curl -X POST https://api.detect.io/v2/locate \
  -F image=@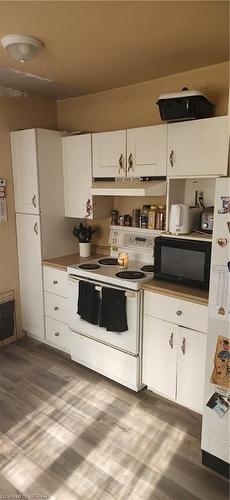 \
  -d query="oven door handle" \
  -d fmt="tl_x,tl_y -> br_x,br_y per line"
68,275 -> 136,297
